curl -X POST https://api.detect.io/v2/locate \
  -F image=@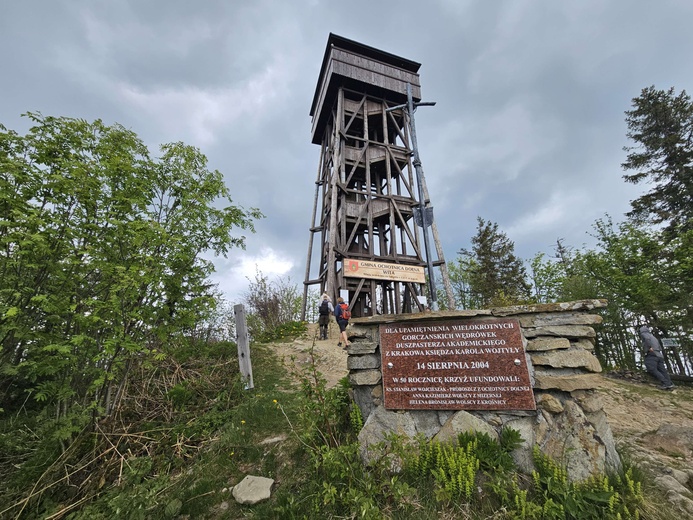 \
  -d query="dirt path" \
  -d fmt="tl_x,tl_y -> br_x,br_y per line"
273,322 -> 349,389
